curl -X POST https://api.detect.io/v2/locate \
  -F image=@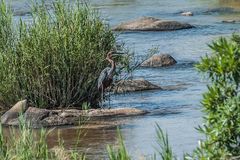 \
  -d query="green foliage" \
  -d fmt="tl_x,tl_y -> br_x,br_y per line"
155,124 -> 176,160
0,0 -> 14,52
1,121 -> 178,160
0,124 -> 7,158
0,117 -> 85,160
0,0 -> 16,108
107,128 -> 131,160
107,125 -> 176,160
11,119 -> 49,160
0,0 -> 122,109
81,102 -> 90,110
193,35 -> 240,159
